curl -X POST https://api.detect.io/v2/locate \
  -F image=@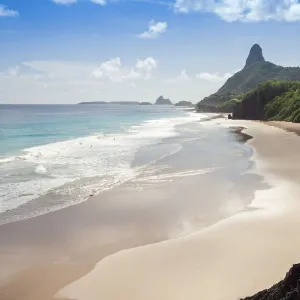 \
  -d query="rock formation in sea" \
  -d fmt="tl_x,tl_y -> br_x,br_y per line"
155,96 -> 172,105
242,264 -> 300,300
174,101 -> 194,107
